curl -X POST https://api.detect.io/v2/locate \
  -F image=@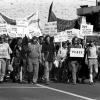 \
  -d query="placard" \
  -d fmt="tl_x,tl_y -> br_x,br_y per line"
0,44 -> 8,58
80,24 -> 93,36
54,31 -> 67,42
70,48 -> 84,57
44,21 -> 57,36
0,24 -> 7,35
8,25 -> 17,38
